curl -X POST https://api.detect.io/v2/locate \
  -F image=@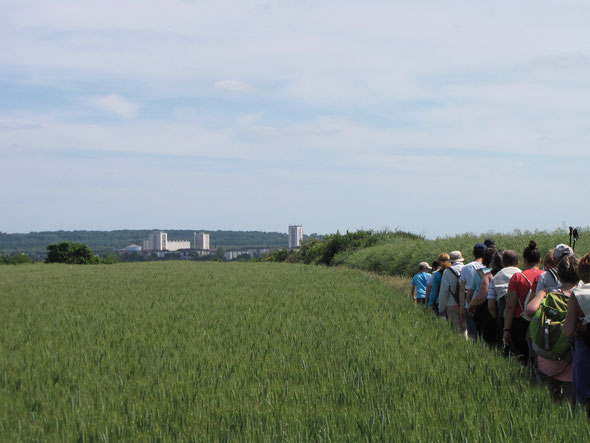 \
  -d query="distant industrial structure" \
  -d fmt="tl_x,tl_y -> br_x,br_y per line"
288,225 -> 303,249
